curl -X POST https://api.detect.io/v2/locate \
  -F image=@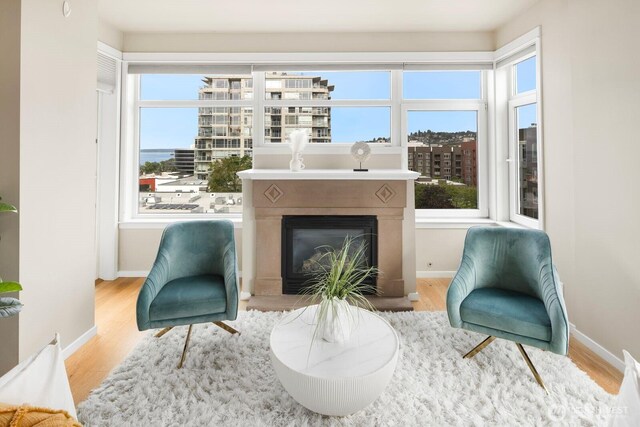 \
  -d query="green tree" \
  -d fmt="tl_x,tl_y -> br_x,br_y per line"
139,159 -> 178,175
415,183 -> 454,209
208,155 -> 252,192
444,184 -> 478,209
414,182 -> 478,210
